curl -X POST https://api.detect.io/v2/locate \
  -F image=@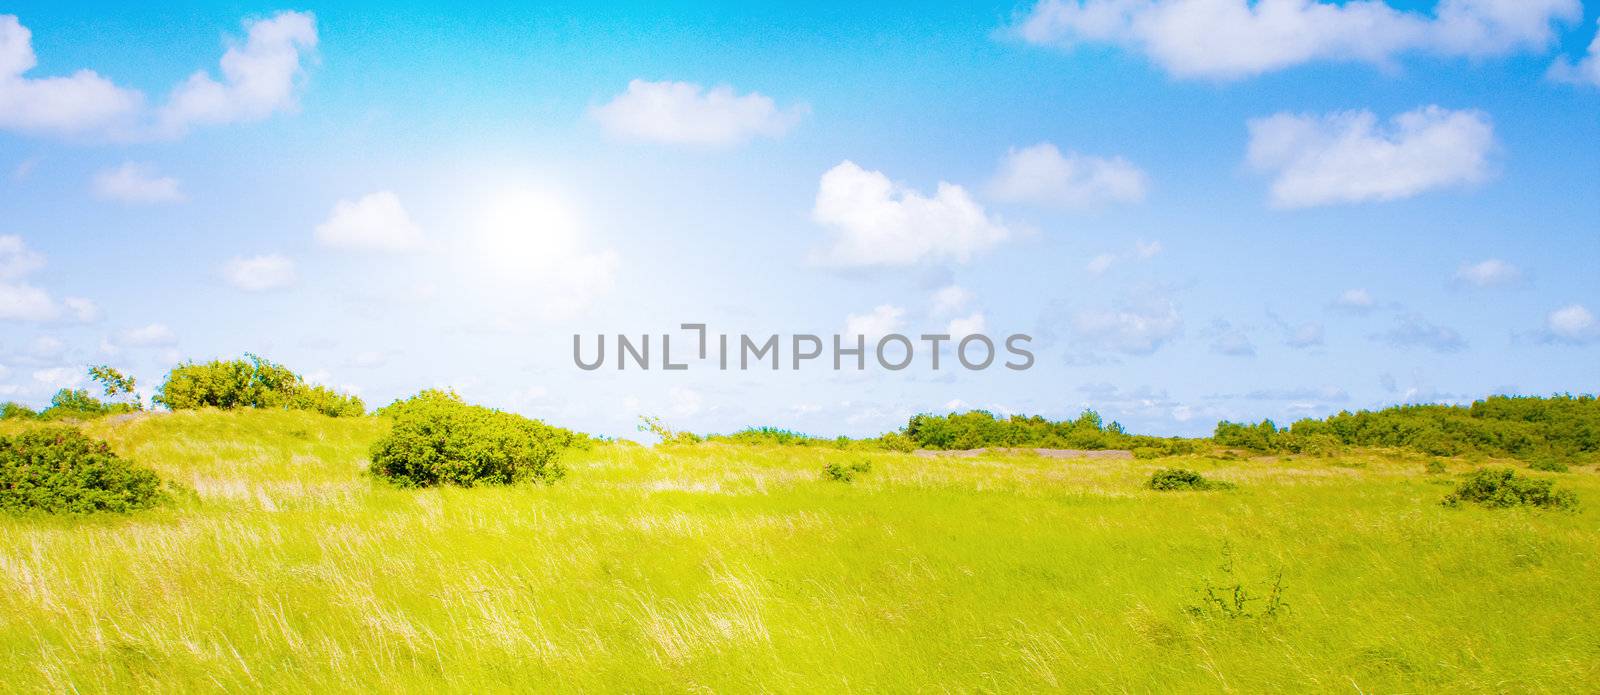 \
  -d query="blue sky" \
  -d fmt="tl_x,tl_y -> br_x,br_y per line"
1,0 -> 1597,438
